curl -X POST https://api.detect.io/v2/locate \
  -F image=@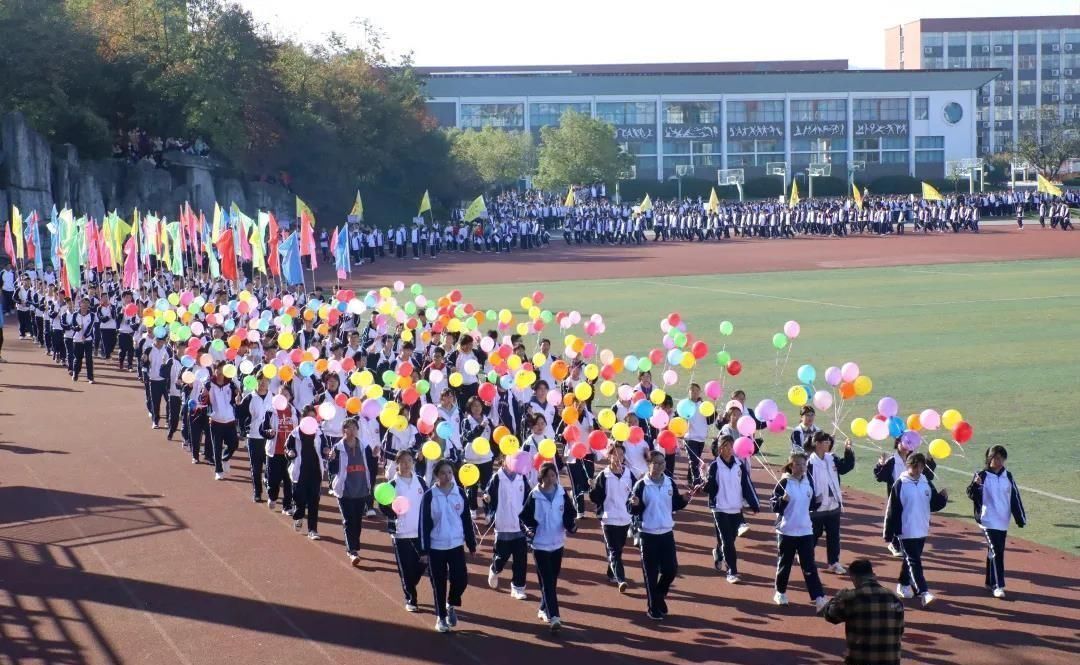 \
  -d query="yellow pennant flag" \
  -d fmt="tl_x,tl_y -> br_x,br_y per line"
921,182 -> 943,201
296,196 -> 315,225
852,182 -> 863,210
789,180 -> 800,207
707,187 -> 720,214
12,205 -> 24,259
160,219 -> 172,272
463,195 -> 487,222
211,202 -> 223,241
418,190 -> 431,215
1037,174 -> 1063,197
639,194 -> 653,213
565,186 -> 576,207
349,191 -> 364,220
250,225 -> 266,274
